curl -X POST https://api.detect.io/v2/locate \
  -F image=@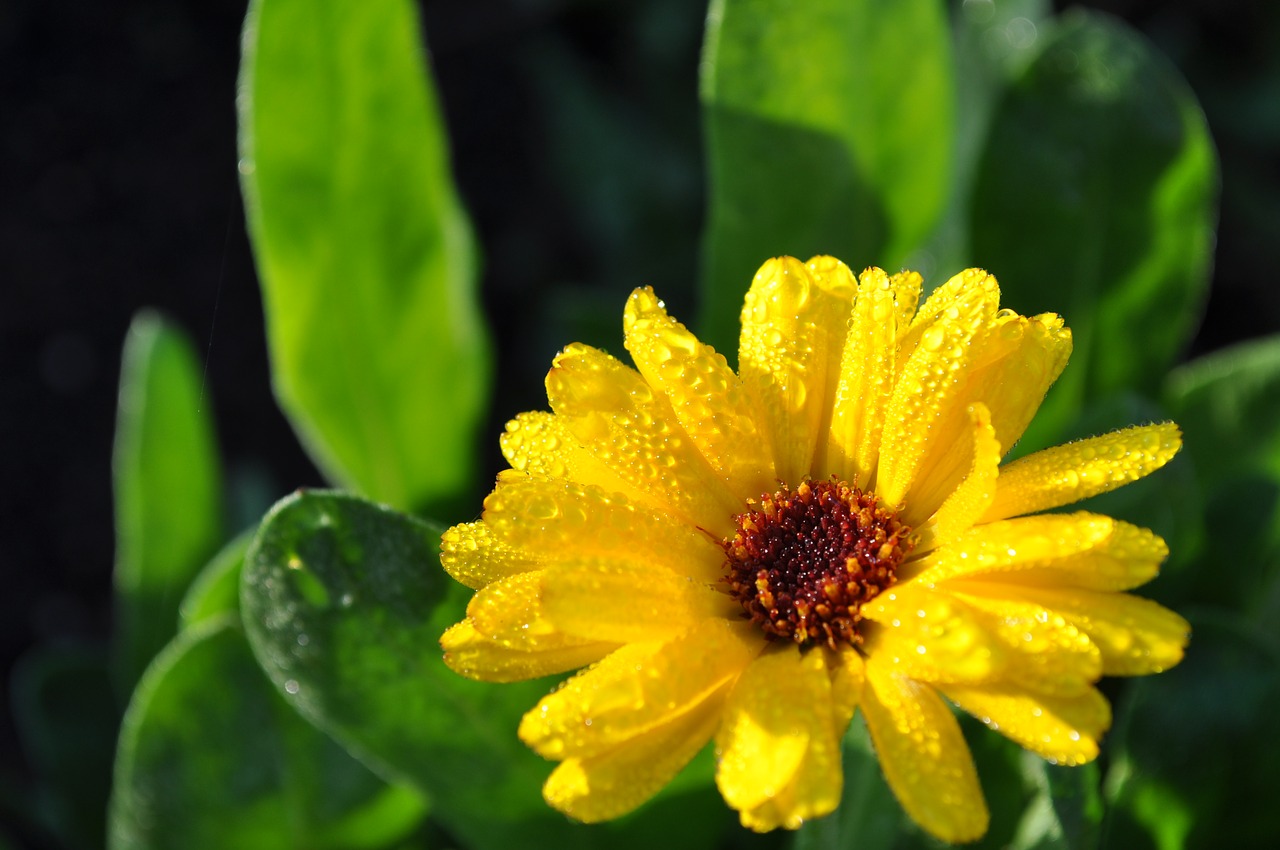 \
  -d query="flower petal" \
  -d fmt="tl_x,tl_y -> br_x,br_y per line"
941,683 -> 1110,766
956,581 -> 1189,676
738,256 -> 856,483
541,687 -> 724,823
863,584 -> 1100,695
546,344 -> 742,536
482,474 -> 725,583
499,411 -> 649,502
440,521 -> 541,590
923,402 -> 1001,546
954,311 -> 1071,455
876,269 -> 1000,516
539,560 -> 739,643
520,618 -> 758,759
826,267 -> 914,488
917,513 -> 1168,591
440,620 -> 615,683
623,287 -> 775,498
716,643 -> 844,830
466,571 -> 560,649
861,659 -> 989,844
983,423 -> 1183,522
